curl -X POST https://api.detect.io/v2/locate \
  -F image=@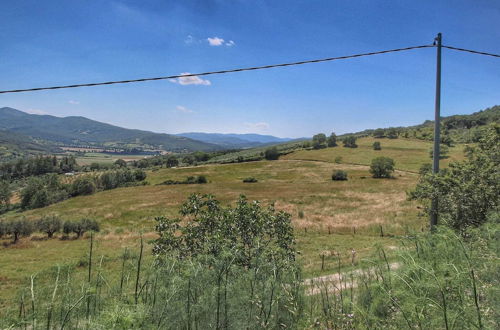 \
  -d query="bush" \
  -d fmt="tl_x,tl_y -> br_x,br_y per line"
342,136 -> 358,148
114,159 -> 127,168
36,214 -> 62,238
242,177 -> 258,183
5,218 -> 33,243
373,141 -> 381,150
166,156 -> 179,168
332,170 -> 348,181
334,156 -> 342,164
0,180 -> 12,206
370,157 -> 395,178
264,147 -> 280,160
327,133 -> 338,147
196,175 -> 207,184
71,176 -> 96,196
